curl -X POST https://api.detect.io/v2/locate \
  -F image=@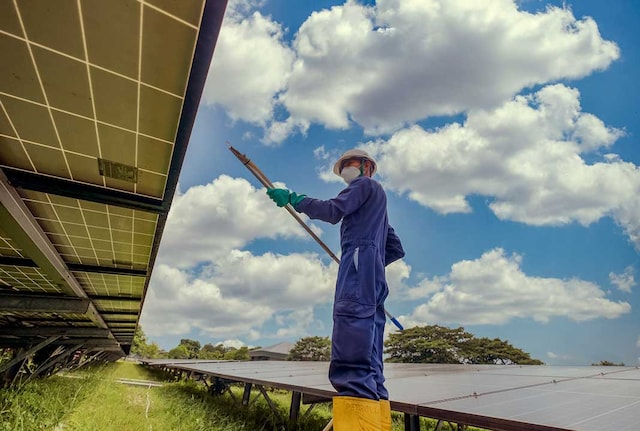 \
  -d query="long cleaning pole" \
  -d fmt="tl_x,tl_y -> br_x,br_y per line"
228,143 -> 404,331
